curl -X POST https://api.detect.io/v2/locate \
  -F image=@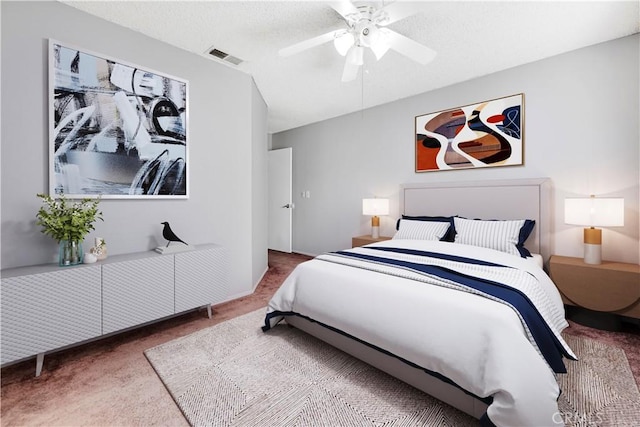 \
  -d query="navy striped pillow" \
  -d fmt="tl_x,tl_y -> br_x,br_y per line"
396,216 -> 456,242
453,217 -> 535,257
393,219 -> 451,241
